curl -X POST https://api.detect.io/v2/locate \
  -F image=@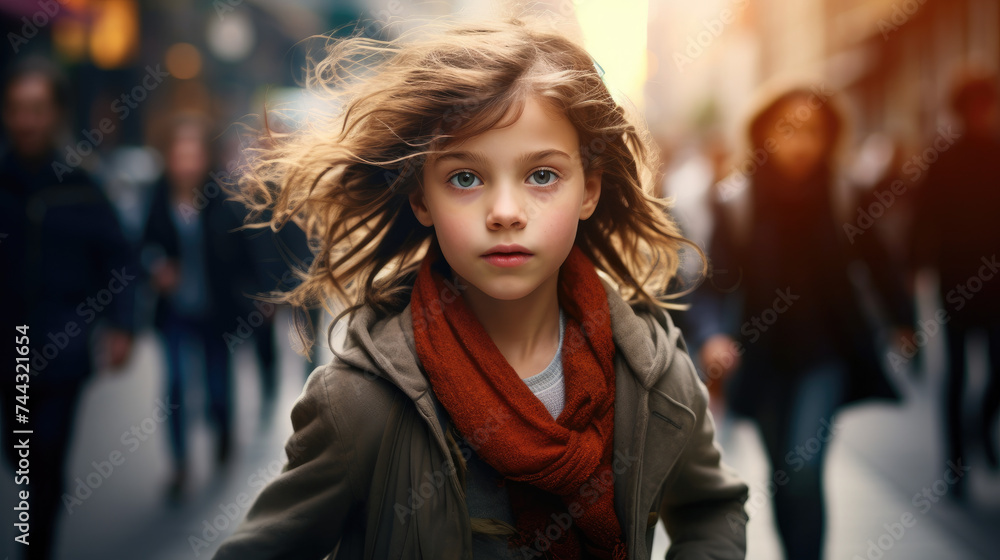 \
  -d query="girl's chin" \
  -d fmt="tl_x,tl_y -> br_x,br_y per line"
464,277 -> 549,303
